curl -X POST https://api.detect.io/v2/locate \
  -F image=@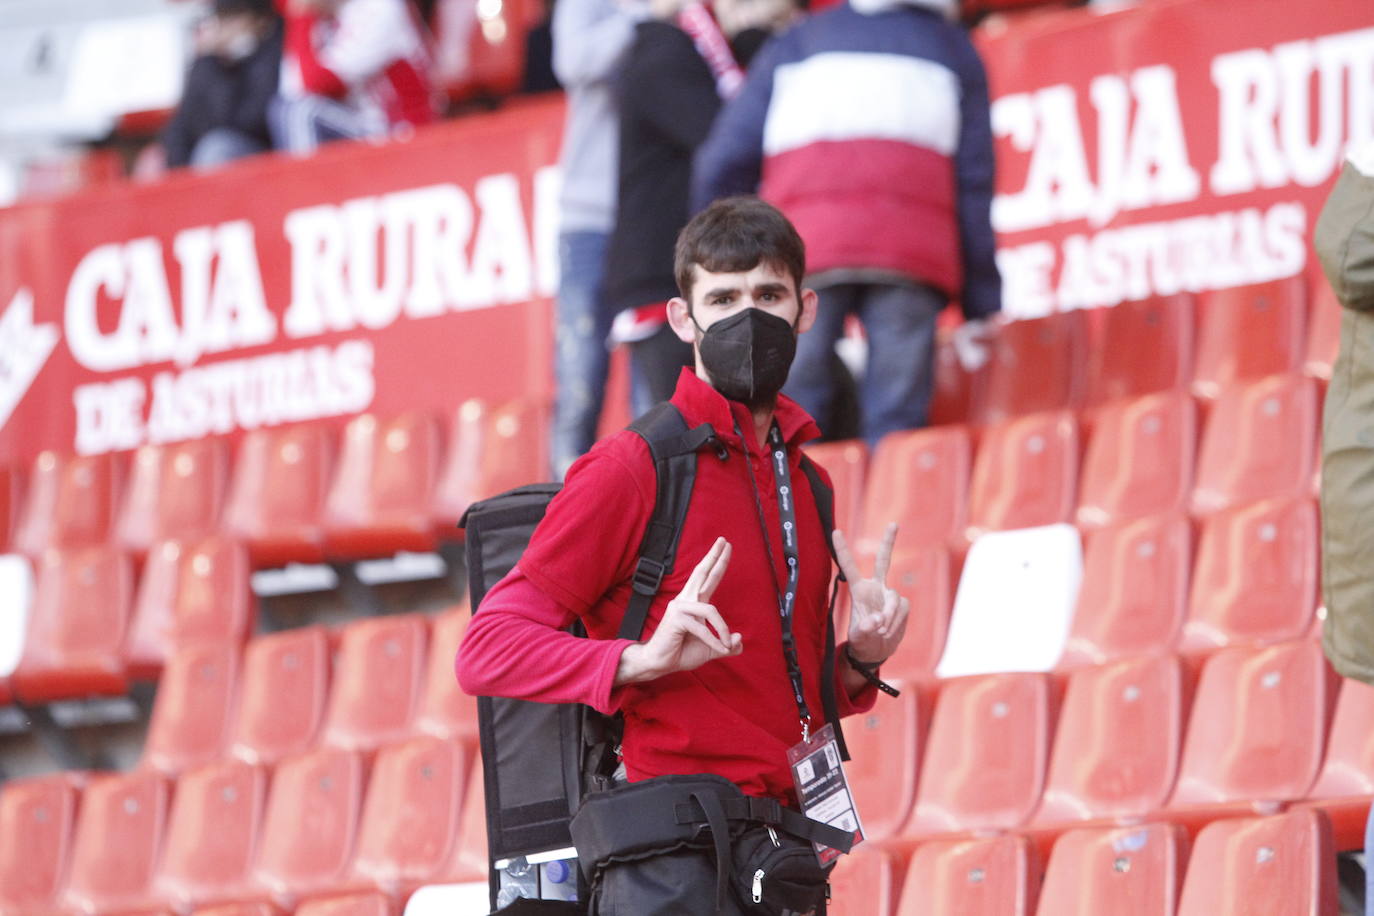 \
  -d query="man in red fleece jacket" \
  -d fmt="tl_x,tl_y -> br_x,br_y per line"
457,196 -> 911,912
271,0 -> 435,153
